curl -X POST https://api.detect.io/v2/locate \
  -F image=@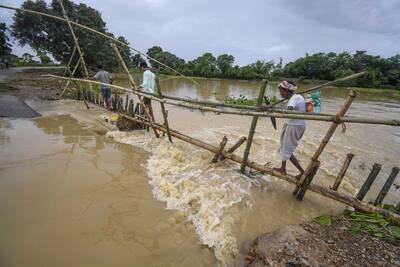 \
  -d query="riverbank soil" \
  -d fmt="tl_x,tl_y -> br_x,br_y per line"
236,215 -> 399,267
0,67 -> 64,100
